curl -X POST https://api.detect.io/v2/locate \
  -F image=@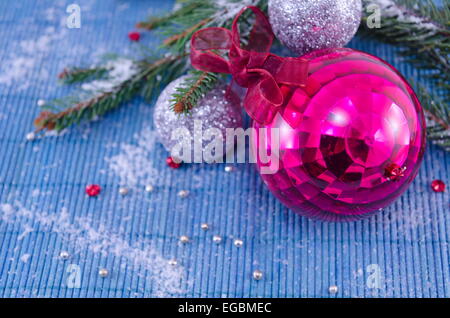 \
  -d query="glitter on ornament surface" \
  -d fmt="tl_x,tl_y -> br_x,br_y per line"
431,180 -> 445,193
252,49 -> 426,221
154,76 -> 243,162
269,0 -> 362,55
